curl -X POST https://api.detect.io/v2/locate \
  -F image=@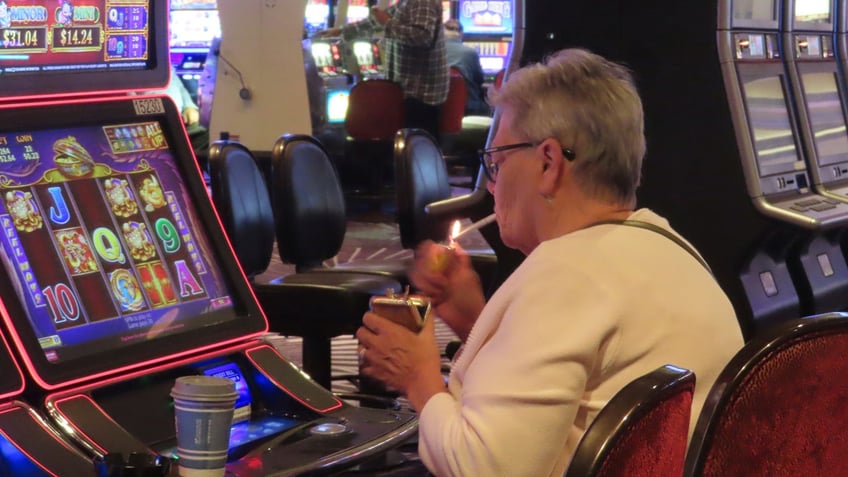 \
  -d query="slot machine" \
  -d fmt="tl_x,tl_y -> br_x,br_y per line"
457,0 -> 514,86
337,0 -> 385,82
168,0 -> 220,104
780,0 -> 848,315
304,37 -> 352,148
346,38 -> 384,80
707,0 -> 848,330
304,0 -> 330,39
0,1 -> 417,475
